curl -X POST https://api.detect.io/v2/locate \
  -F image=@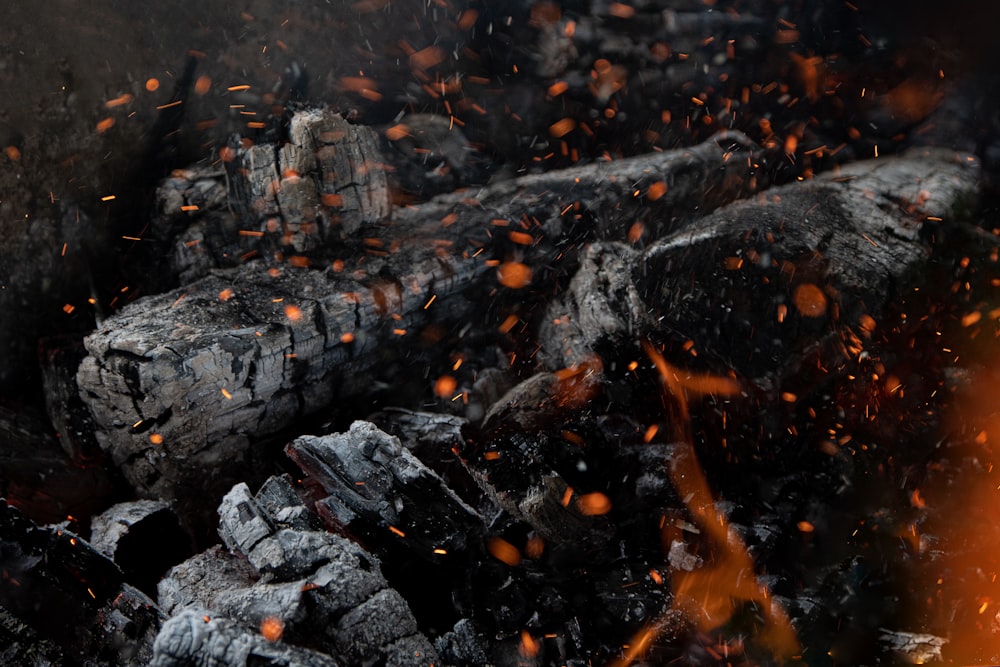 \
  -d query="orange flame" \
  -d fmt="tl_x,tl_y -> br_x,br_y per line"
612,342 -> 799,664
